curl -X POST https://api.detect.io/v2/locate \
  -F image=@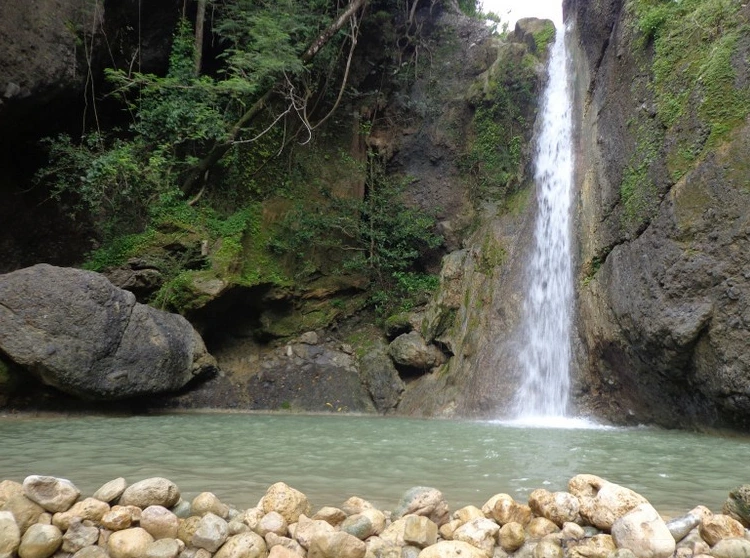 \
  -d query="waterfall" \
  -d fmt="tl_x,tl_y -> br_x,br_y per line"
514,24 -> 575,419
